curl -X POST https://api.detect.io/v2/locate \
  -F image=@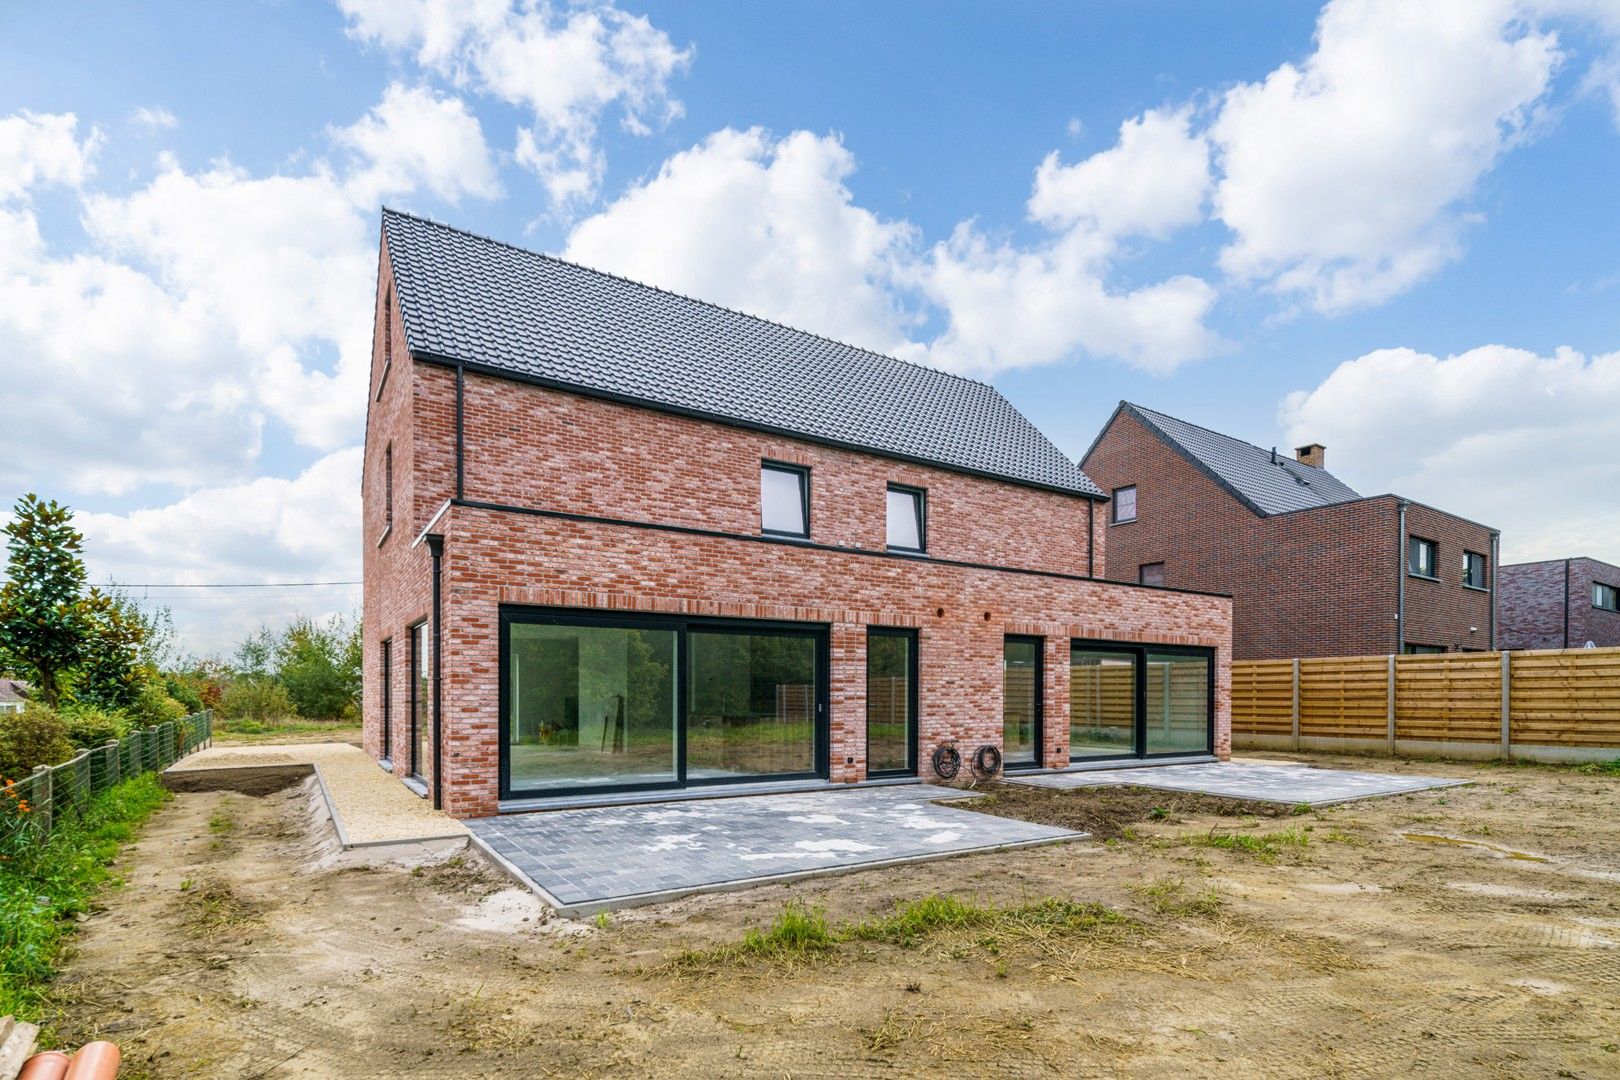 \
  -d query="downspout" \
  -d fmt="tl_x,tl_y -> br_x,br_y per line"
1396,500 -> 1408,653
1488,531 -> 1499,650
1086,499 -> 1095,578
455,364 -> 466,501
425,534 -> 445,810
